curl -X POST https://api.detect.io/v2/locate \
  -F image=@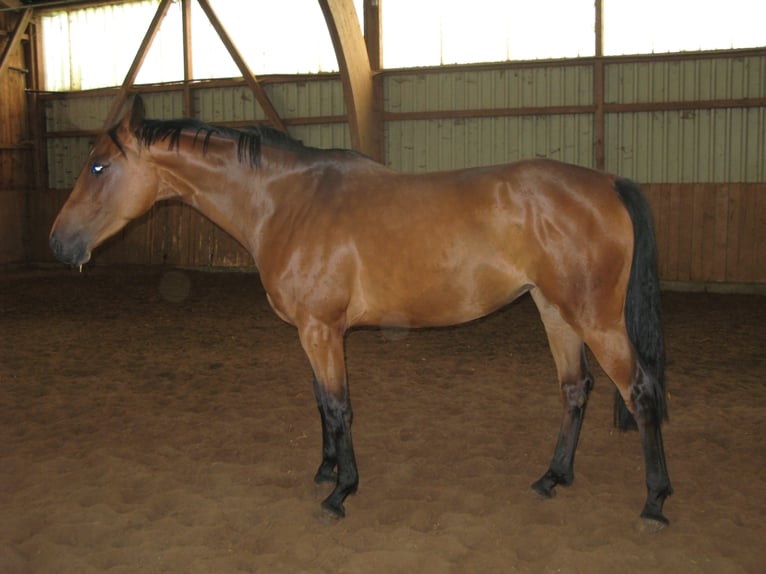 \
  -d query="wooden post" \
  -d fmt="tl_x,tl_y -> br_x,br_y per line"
364,0 -> 384,162
319,0 -> 382,162
593,0 -> 605,171
181,0 -> 193,117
